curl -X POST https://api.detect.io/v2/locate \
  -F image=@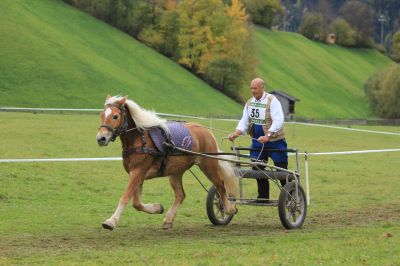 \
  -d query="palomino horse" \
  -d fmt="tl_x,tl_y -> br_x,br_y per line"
96,95 -> 237,230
